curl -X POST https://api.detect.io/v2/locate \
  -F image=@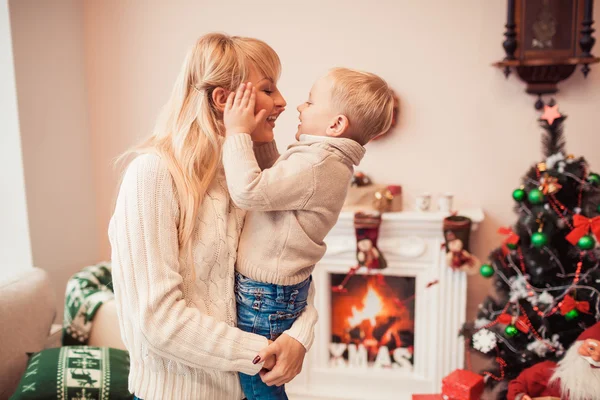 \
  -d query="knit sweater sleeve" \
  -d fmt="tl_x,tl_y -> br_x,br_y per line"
109,154 -> 267,375
223,133 -> 315,211
253,140 -> 280,170
283,280 -> 318,351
